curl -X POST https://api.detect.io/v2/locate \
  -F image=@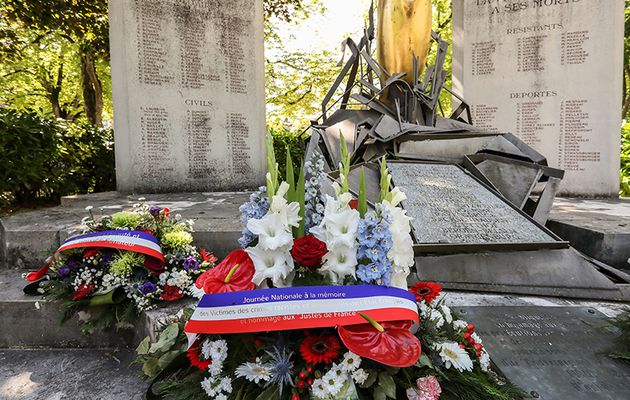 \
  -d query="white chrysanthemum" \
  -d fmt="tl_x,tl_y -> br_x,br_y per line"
351,368 -> 368,385
479,350 -> 490,372
311,378 -> 328,398
417,301 -> 430,318
319,244 -> 357,283
322,368 -> 345,396
453,320 -> 469,331
471,332 -> 482,344
208,362 -> 222,376
429,309 -> 445,328
247,213 -> 293,251
246,245 -> 295,287
235,360 -> 272,384
215,394 -> 227,400
201,339 -> 213,360
219,376 -> 232,392
441,305 -> 453,324
210,339 -> 228,363
340,351 -> 362,372
438,342 -> 474,372
201,376 -> 217,397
